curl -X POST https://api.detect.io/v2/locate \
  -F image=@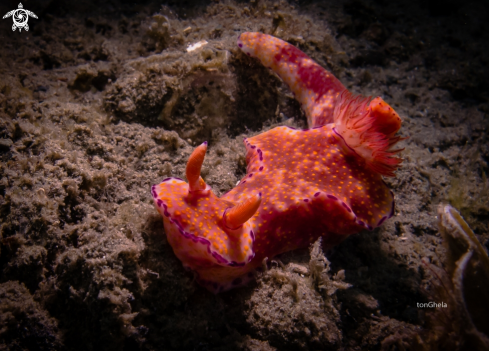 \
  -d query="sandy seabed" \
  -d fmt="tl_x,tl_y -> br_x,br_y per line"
0,0 -> 488,350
